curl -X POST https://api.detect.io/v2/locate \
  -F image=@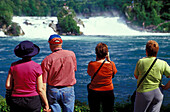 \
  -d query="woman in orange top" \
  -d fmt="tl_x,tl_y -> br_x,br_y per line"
87,43 -> 117,112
